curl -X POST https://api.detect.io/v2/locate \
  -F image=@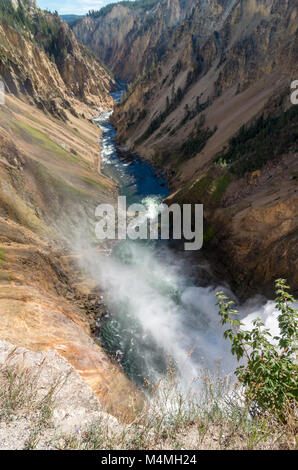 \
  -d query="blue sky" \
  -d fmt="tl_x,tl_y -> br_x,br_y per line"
37,0 -> 123,15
